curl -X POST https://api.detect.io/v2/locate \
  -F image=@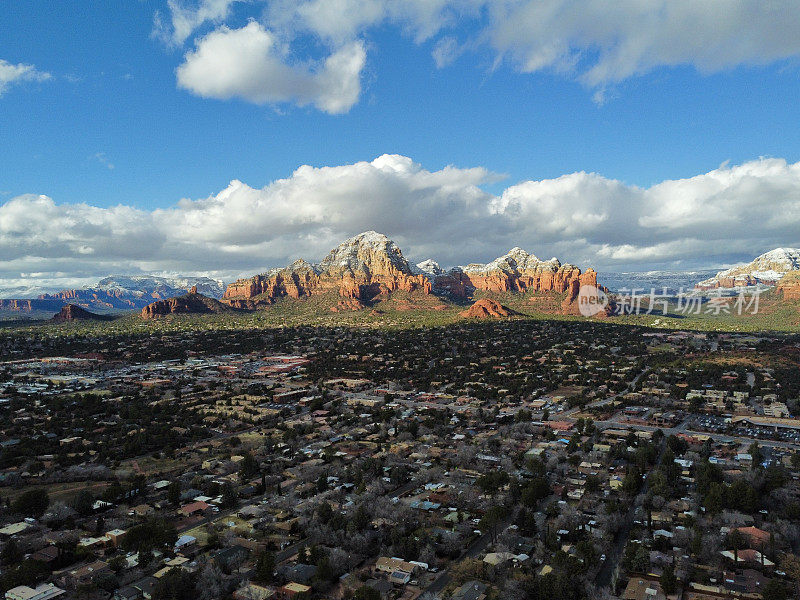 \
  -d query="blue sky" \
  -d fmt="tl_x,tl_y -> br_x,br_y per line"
3,1 -> 800,291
